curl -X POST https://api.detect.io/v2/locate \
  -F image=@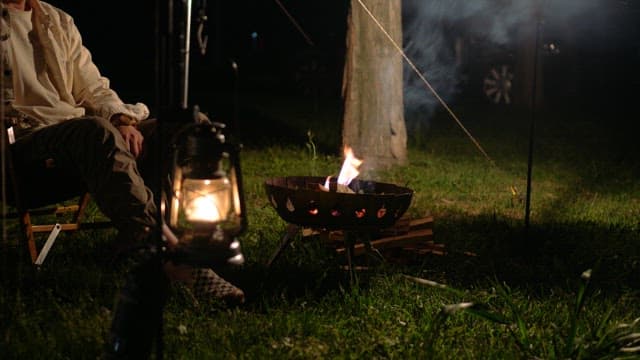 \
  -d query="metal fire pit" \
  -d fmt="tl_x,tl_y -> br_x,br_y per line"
265,176 -> 413,231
